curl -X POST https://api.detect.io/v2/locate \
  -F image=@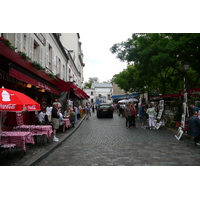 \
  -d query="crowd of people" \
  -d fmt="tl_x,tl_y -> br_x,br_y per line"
115,101 -> 161,130
115,101 -> 200,147
37,98 -> 200,145
36,99 -> 93,142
